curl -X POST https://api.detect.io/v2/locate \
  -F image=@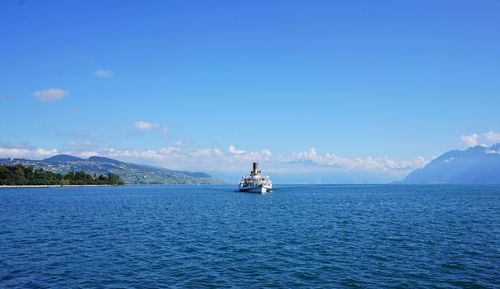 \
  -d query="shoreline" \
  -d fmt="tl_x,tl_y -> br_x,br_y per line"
0,185 -> 114,188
